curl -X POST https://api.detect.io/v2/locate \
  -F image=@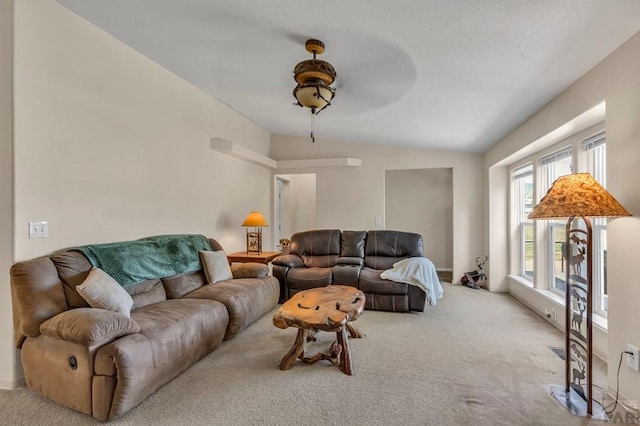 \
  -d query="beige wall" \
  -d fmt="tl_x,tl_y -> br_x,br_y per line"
385,168 -> 453,268
485,31 -> 640,406
1,0 -> 274,387
276,174 -> 317,241
271,135 -> 483,280
0,0 -> 17,389
13,0 -> 273,261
